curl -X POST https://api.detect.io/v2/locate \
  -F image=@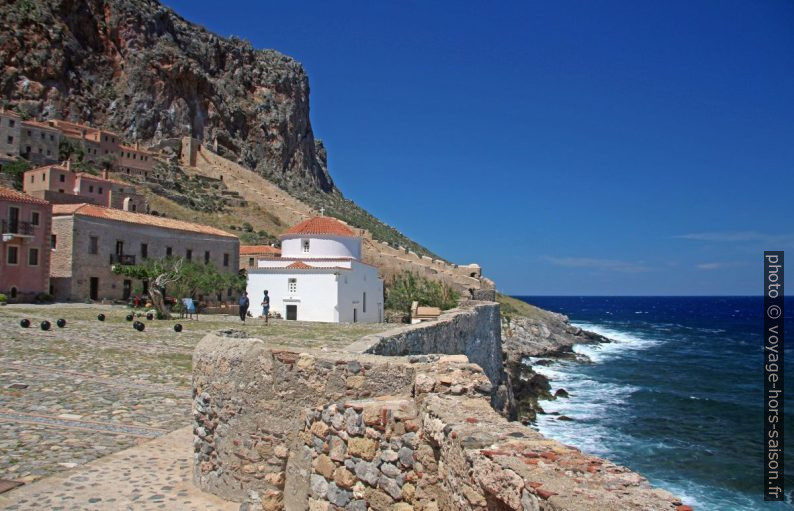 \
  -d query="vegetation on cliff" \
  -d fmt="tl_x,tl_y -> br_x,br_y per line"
384,271 -> 459,316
